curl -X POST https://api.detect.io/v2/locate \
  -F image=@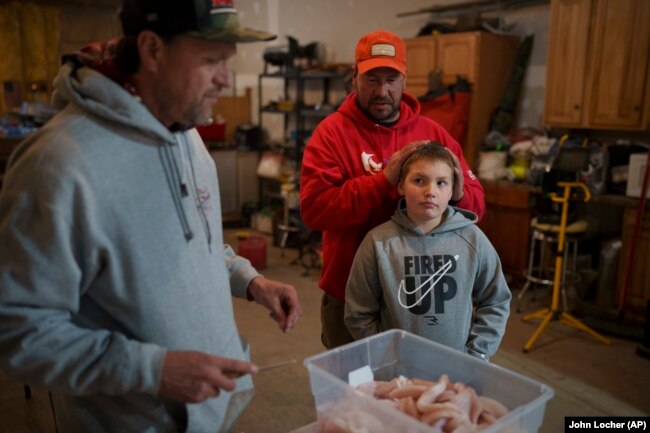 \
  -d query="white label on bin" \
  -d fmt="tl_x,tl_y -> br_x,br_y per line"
348,365 -> 373,387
